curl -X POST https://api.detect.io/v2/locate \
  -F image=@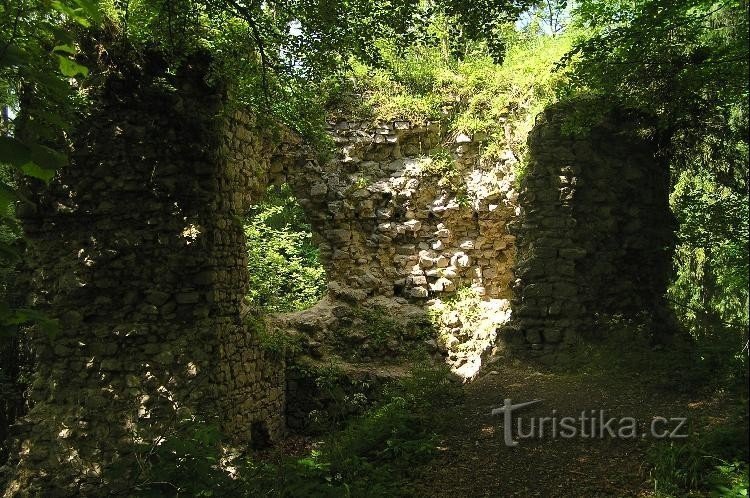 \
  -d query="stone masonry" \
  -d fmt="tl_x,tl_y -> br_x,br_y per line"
503,102 -> 675,352
4,60 -> 289,495
4,59 -> 675,495
257,118 -> 520,382
268,120 -> 518,304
